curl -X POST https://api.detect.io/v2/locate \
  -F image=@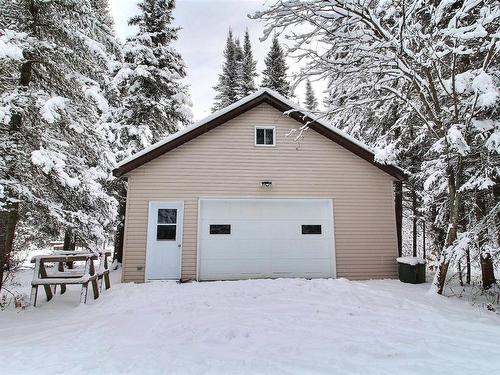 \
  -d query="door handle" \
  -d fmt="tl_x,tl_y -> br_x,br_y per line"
178,244 -> 182,248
